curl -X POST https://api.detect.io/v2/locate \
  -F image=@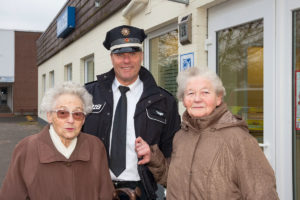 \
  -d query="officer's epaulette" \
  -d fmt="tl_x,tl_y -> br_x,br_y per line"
157,86 -> 175,97
85,80 -> 97,86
